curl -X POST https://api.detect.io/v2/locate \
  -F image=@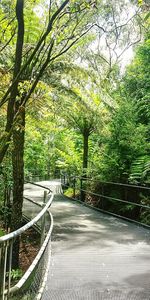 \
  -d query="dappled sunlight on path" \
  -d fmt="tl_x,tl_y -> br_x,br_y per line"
25,181 -> 150,300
